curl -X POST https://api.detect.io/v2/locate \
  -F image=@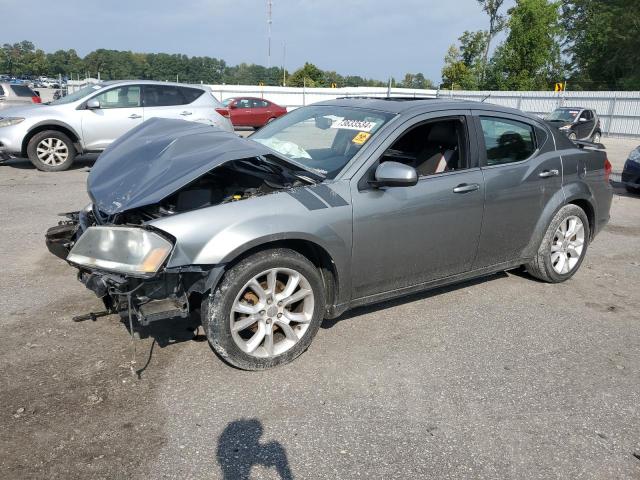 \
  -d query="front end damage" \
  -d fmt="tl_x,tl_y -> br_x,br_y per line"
45,117 -> 318,327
